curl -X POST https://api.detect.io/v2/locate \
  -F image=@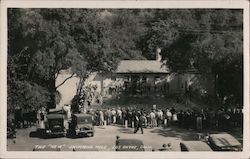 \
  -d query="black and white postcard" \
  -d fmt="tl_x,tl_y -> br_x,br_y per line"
0,0 -> 249,159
